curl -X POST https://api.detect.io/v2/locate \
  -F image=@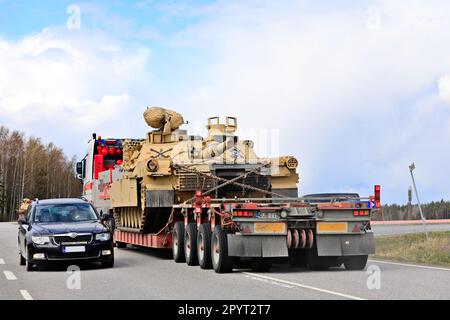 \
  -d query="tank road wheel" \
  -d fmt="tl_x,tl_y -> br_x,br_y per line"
211,226 -> 233,273
344,255 -> 368,271
185,223 -> 199,266
251,258 -> 272,272
172,222 -> 186,263
197,224 -> 213,269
